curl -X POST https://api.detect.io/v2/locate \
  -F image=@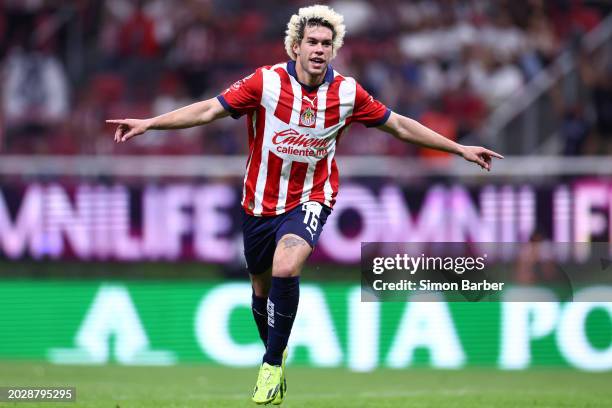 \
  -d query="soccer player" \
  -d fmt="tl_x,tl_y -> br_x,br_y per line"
107,4 -> 503,405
